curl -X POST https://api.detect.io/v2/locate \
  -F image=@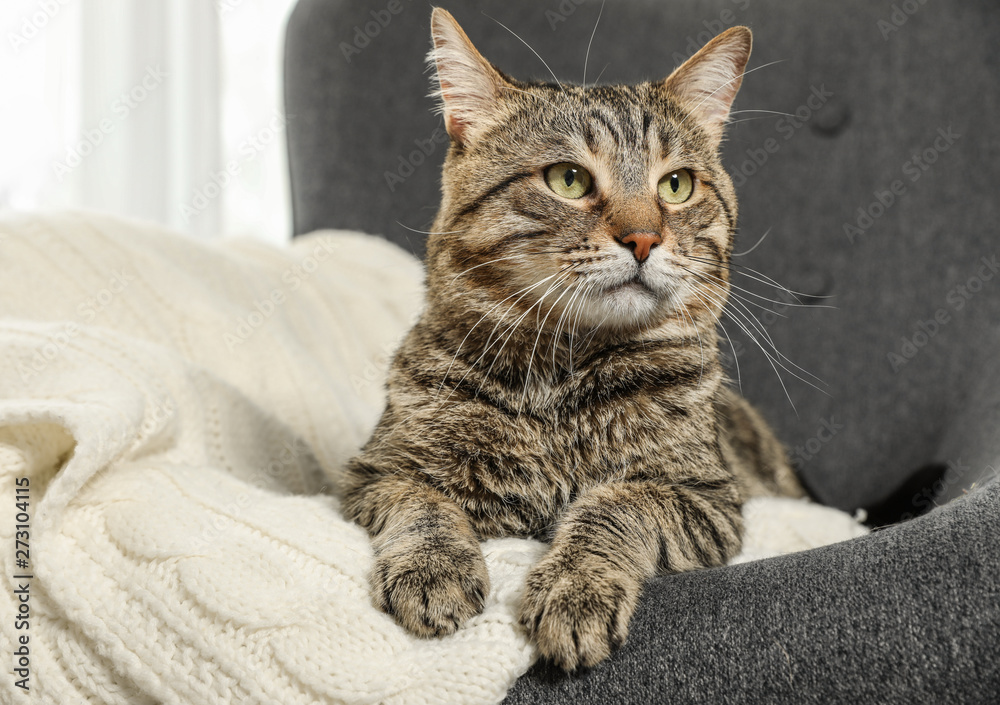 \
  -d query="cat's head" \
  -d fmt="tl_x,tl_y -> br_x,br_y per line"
426,8 -> 750,342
